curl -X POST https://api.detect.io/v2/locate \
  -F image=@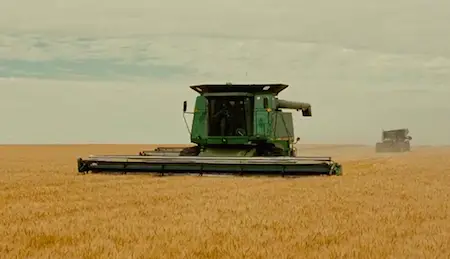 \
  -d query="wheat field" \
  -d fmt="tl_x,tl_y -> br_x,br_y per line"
0,144 -> 449,259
